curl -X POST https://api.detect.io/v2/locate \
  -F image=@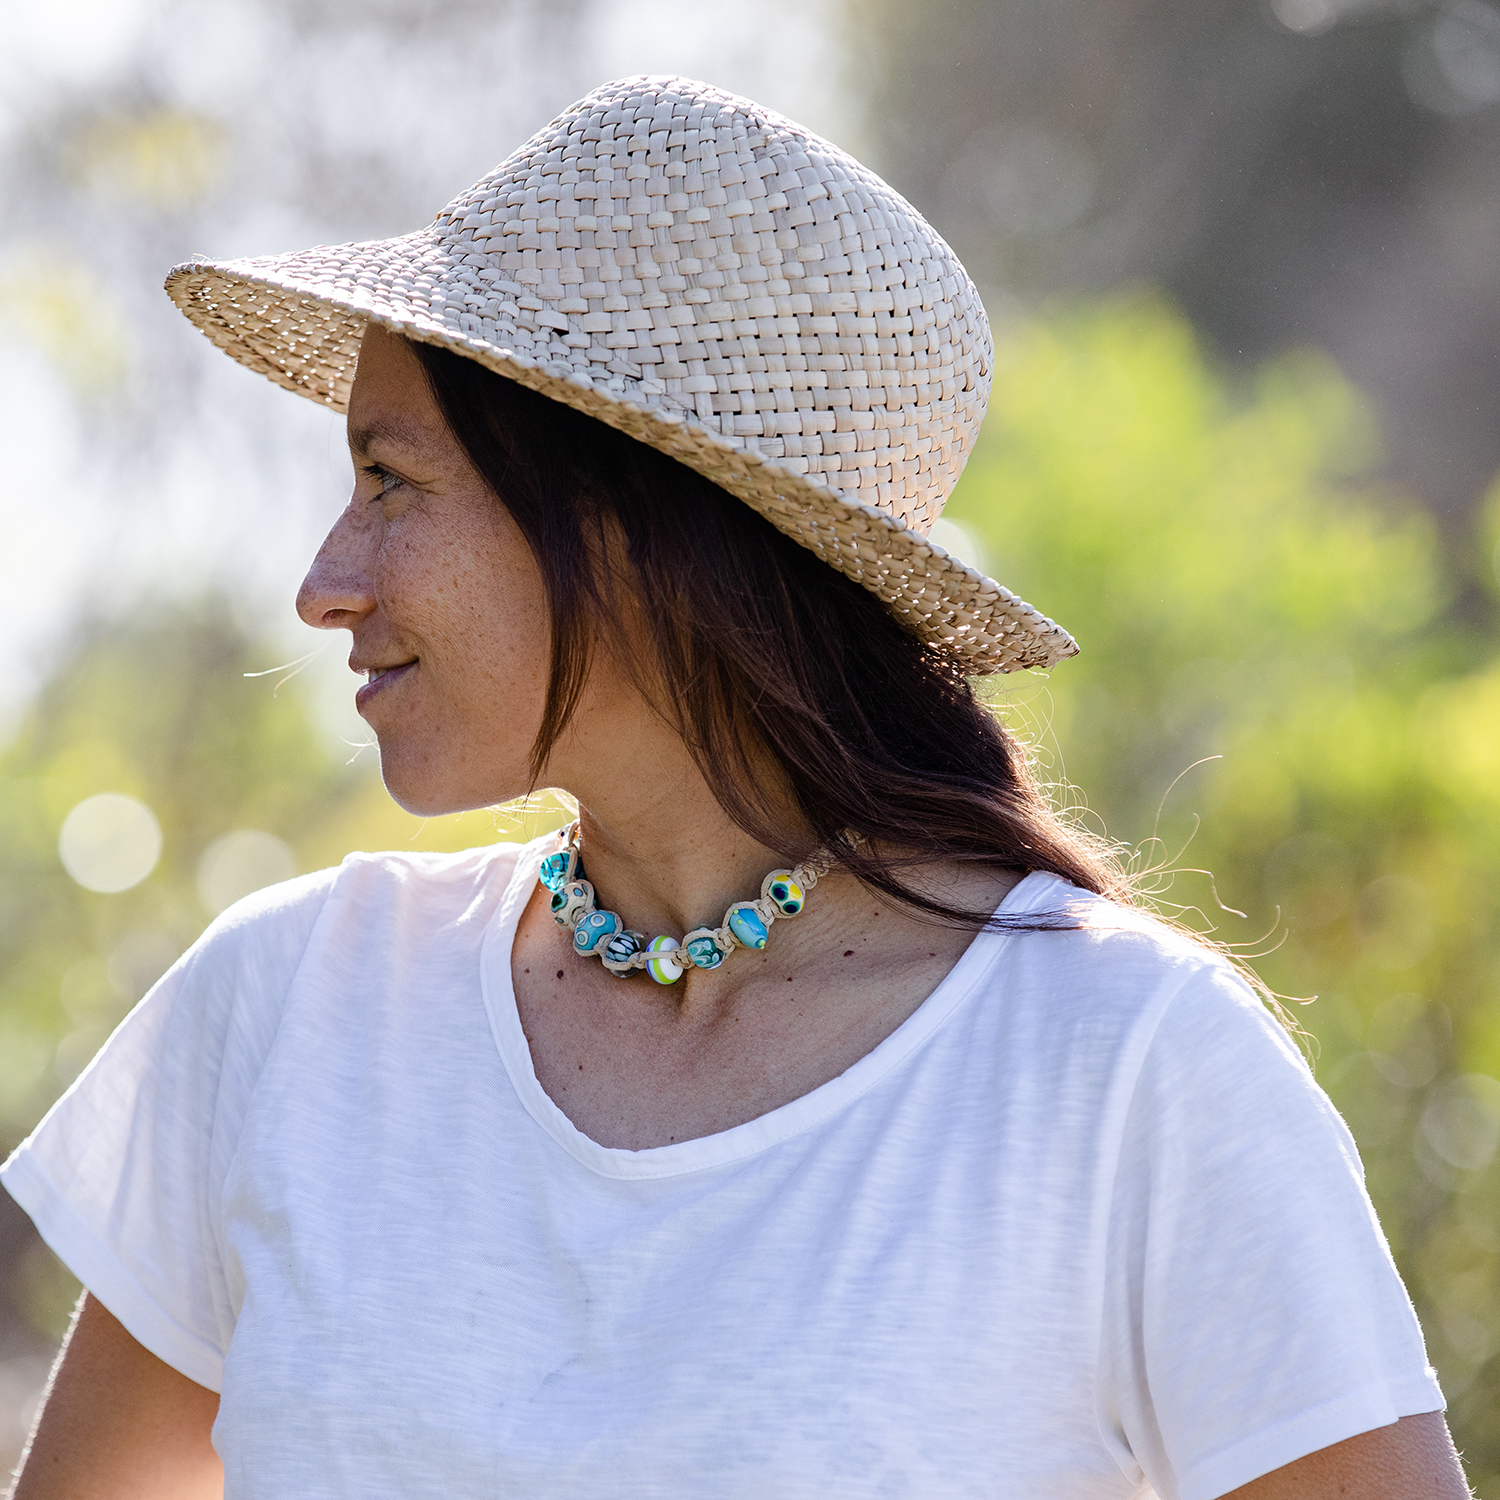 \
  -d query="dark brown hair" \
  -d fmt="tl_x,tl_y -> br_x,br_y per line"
412,339 -> 1130,928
